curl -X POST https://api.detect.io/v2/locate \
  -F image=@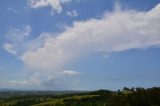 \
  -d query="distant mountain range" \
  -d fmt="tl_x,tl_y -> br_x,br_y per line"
0,88 -> 89,98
